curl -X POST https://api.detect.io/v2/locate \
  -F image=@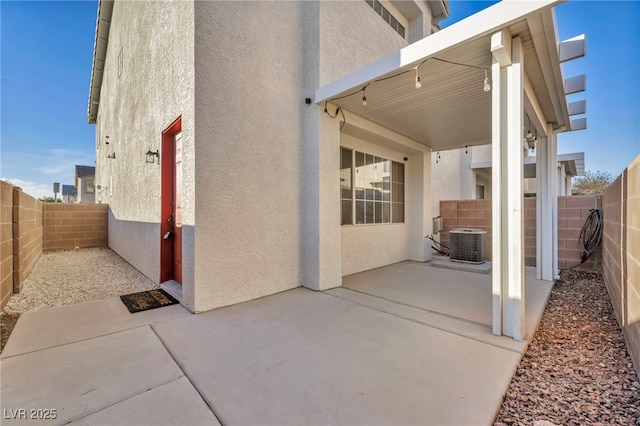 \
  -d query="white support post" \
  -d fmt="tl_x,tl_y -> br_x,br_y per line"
491,56 -> 503,336
548,126 -> 559,278
491,34 -> 525,341
536,126 -> 554,281
505,36 -> 525,341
